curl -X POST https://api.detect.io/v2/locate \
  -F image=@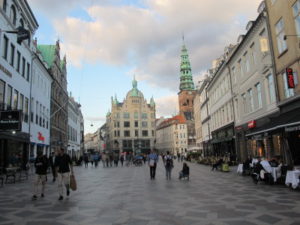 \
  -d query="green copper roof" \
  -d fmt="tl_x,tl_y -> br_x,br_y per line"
37,45 -> 56,68
129,76 -> 143,97
179,44 -> 195,91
